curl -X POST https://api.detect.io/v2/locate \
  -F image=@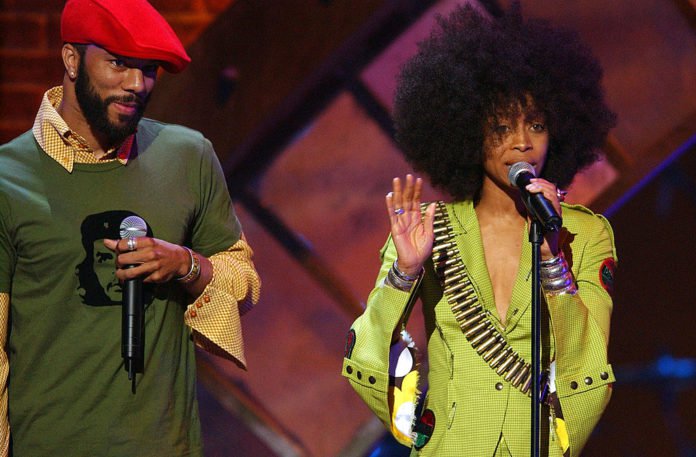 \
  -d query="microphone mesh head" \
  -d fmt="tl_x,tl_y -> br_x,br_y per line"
120,216 -> 148,239
508,162 -> 536,187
